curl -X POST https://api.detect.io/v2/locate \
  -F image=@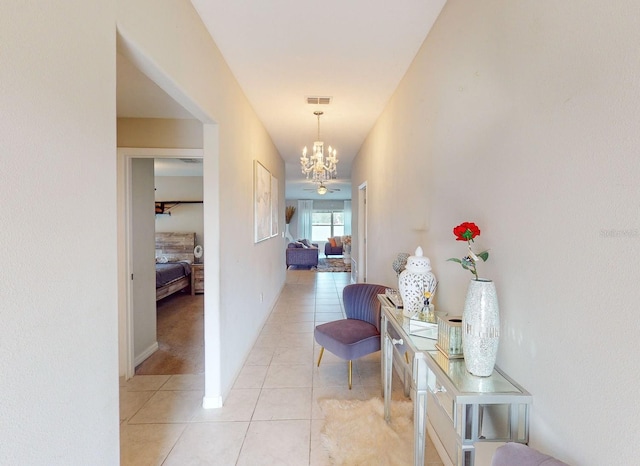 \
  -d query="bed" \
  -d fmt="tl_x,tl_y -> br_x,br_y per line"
155,232 -> 196,301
